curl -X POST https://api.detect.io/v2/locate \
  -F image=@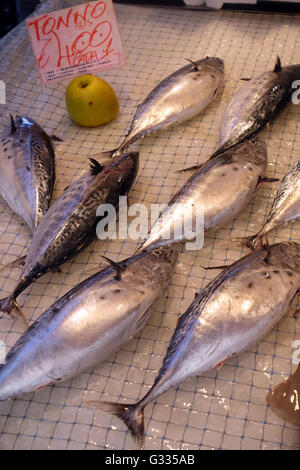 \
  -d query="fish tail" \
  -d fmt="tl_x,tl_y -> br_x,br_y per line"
0,255 -> 26,273
176,162 -> 205,173
239,234 -> 263,251
112,144 -> 128,159
0,295 -> 28,327
87,400 -> 145,448
104,146 -> 132,159
113,130 -> 139,158
0,295 -> 15,315
134,240 -> 147,254
105,148 -> 119,159
90,148 -> 119,161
